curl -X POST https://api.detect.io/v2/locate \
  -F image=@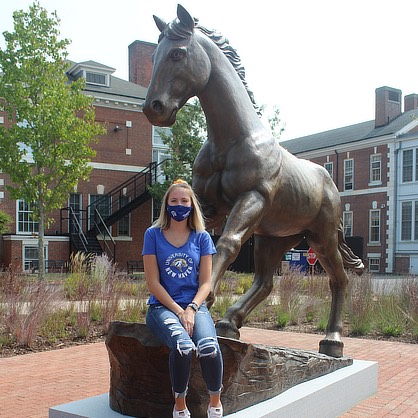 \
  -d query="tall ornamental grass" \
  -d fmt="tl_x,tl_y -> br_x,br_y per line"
1,258 -> 417,351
